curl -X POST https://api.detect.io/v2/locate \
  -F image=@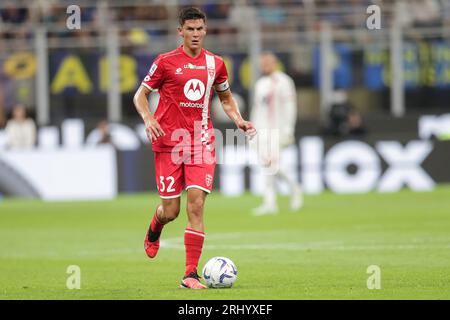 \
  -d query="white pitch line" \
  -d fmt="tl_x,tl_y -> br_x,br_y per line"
160,240 -> 450,251
1,231 -> 450,259
159,232 -> 450,251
